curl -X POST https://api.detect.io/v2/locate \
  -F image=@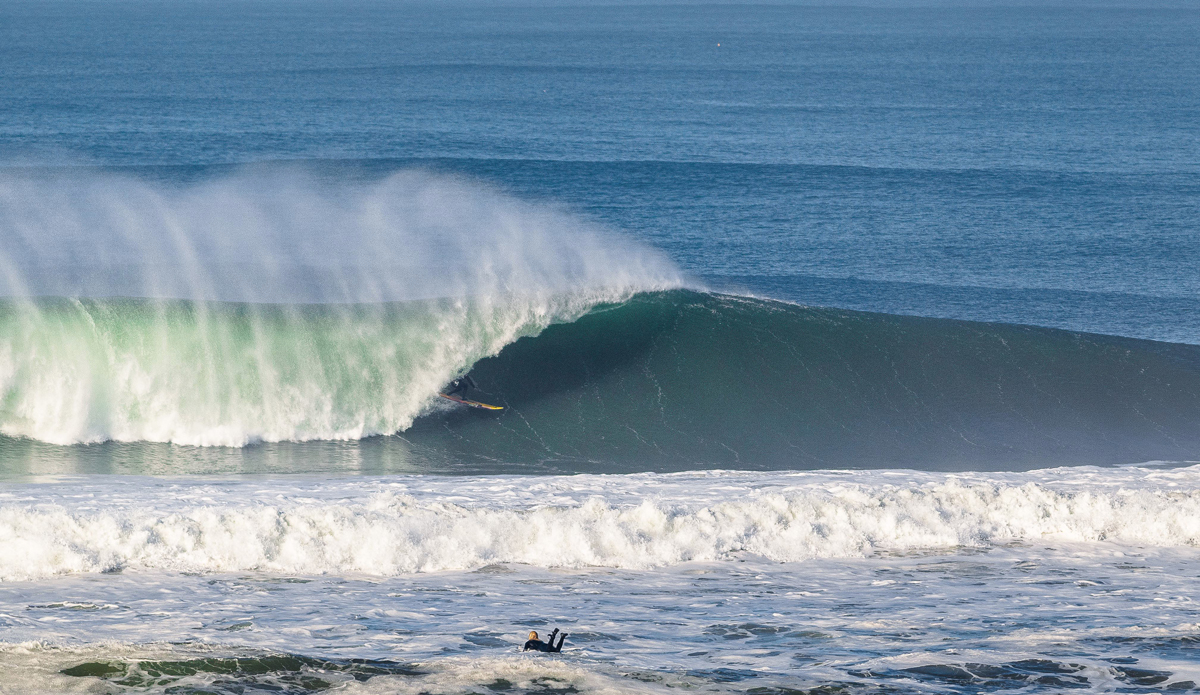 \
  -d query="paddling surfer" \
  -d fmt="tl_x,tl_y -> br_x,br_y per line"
523,628 -> 567,653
